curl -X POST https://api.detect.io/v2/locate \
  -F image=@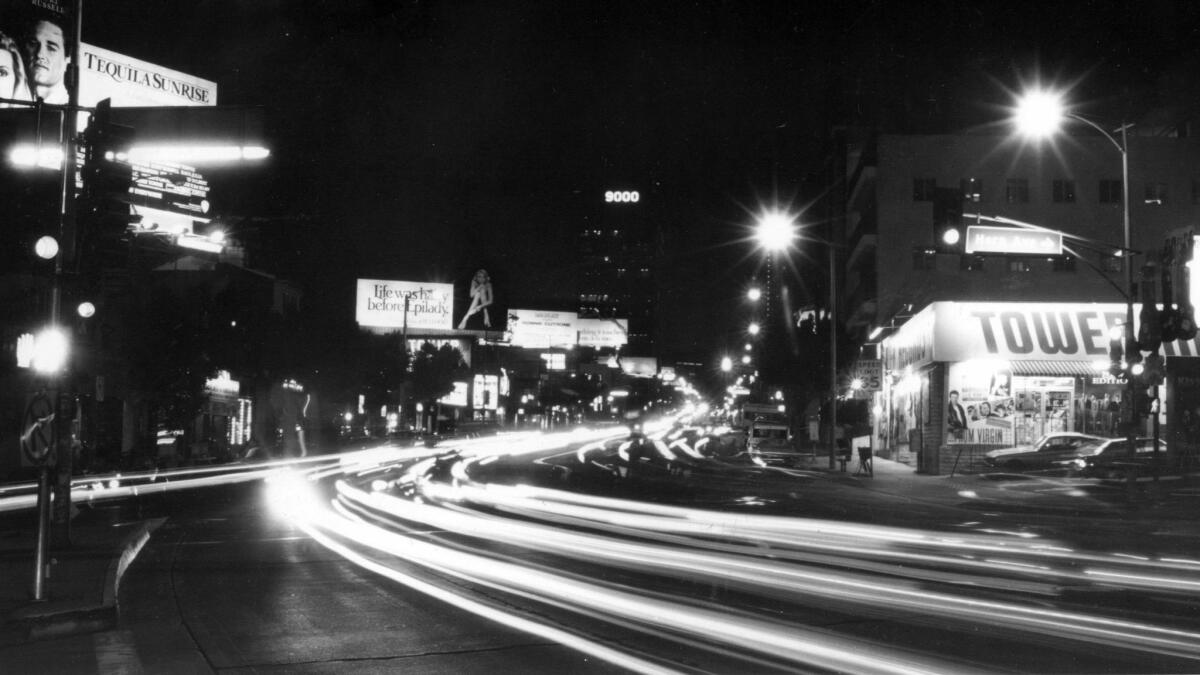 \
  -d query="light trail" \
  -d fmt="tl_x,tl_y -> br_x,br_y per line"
250,424 -> 1200,672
